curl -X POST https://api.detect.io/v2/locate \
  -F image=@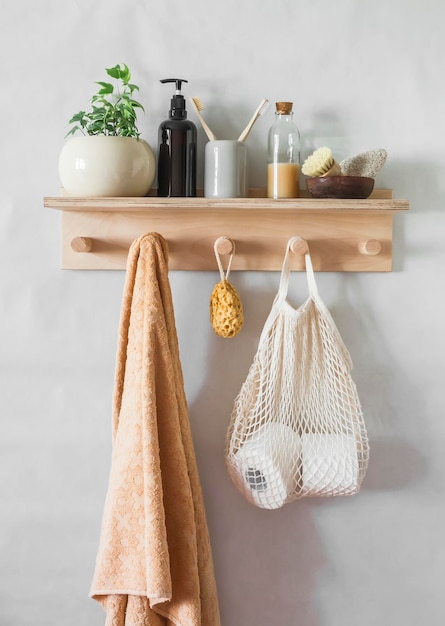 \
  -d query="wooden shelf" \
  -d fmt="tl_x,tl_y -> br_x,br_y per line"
44,190 -> 409,272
